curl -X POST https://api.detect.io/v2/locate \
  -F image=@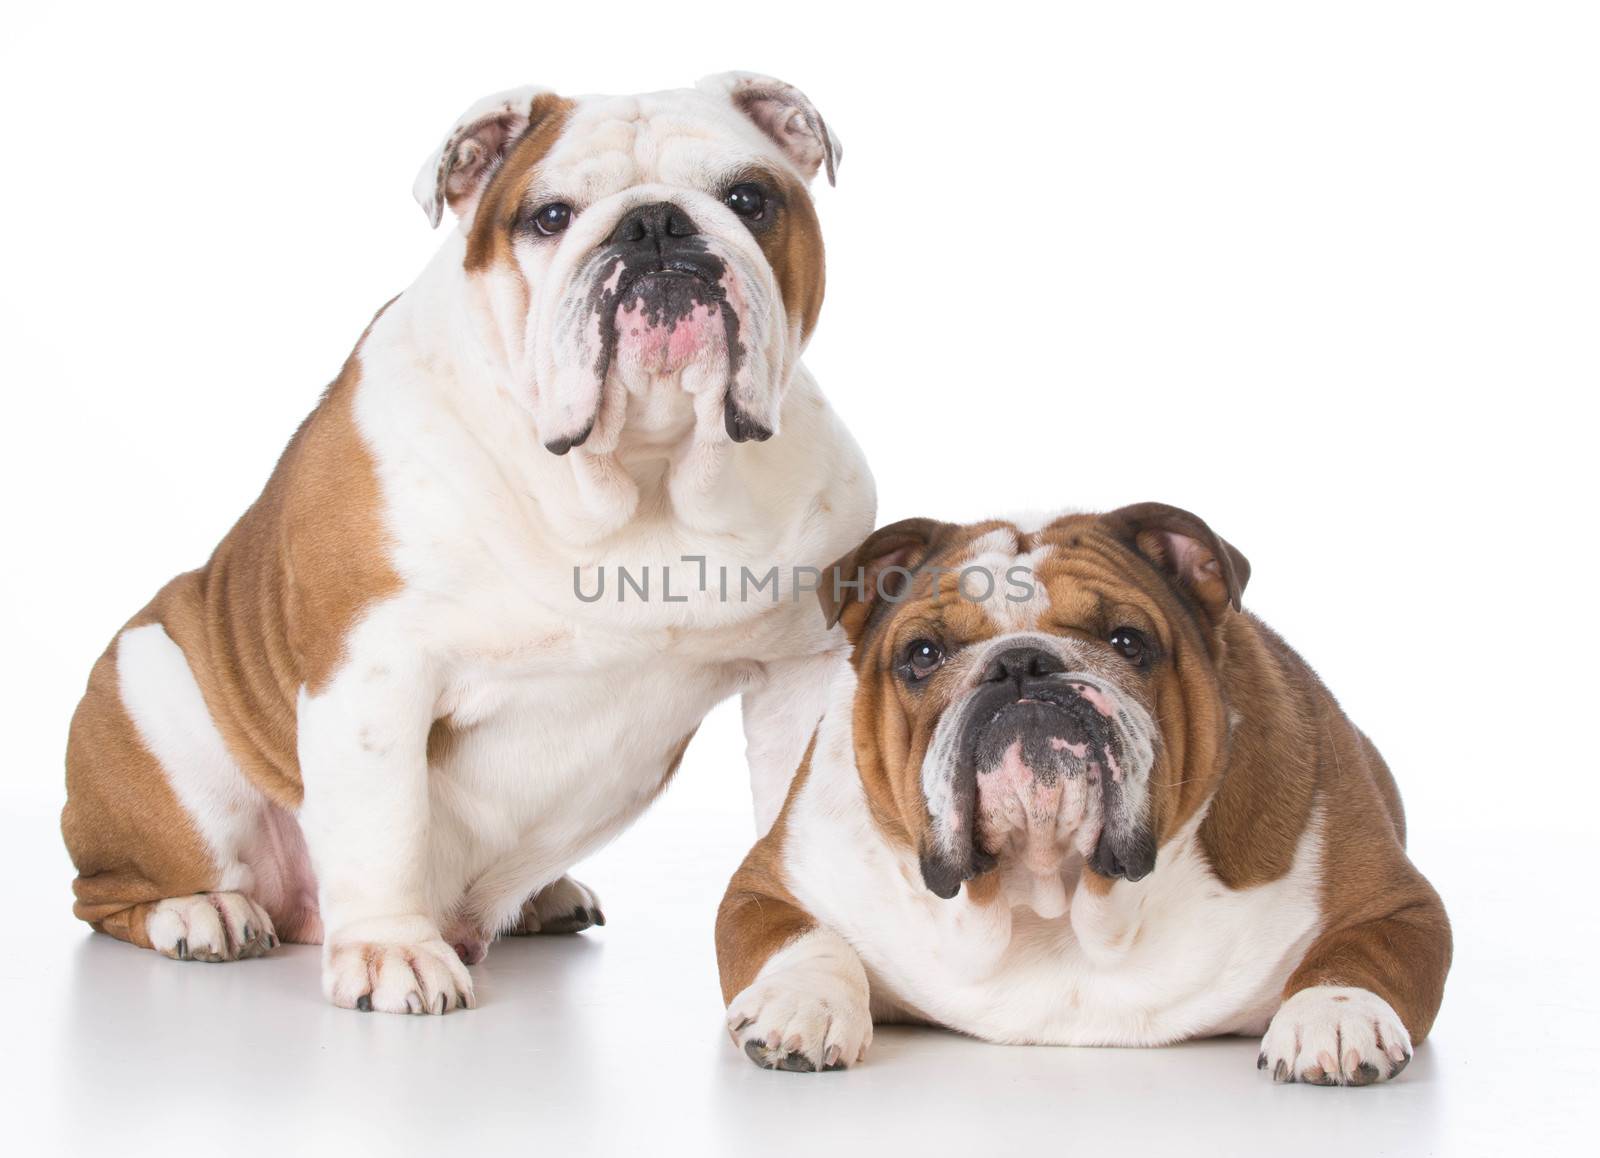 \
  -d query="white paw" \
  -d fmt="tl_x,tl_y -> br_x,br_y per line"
323,918 -> 476,1014
510,875 -> 605,935
1259,985 -> 1413,1086
147,893 -> 278,962
727,944 -> 872,1072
